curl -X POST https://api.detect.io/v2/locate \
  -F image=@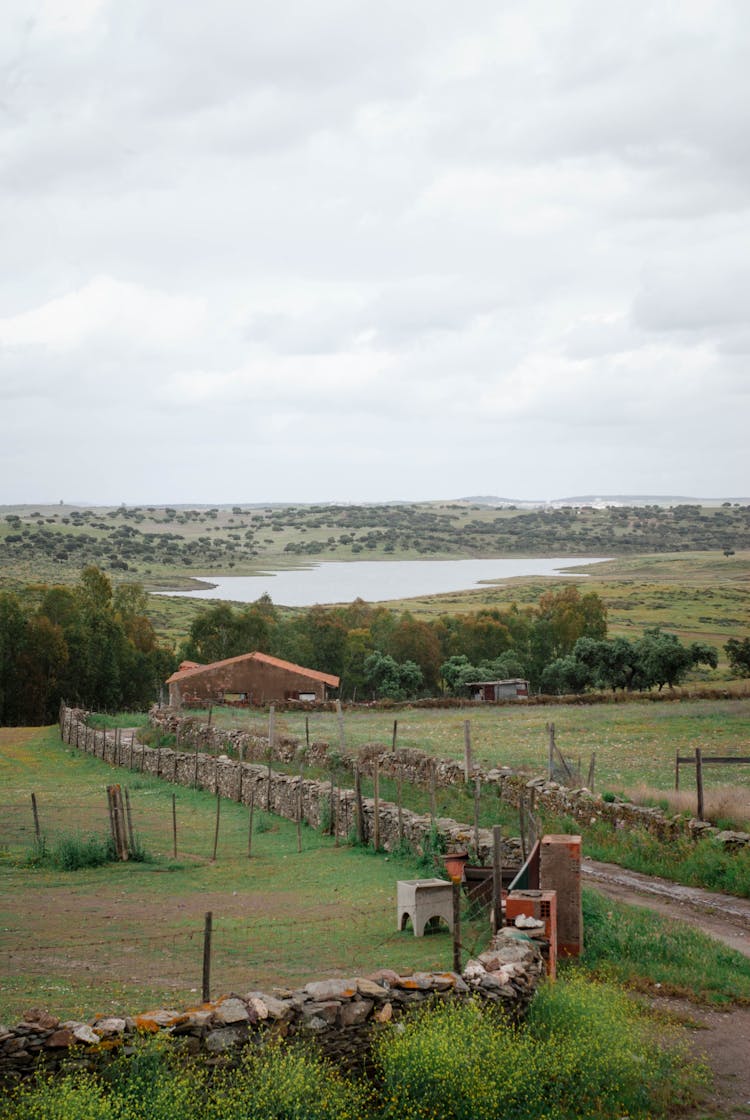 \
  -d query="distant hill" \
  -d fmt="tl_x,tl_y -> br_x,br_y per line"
457,495 -> 749,509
